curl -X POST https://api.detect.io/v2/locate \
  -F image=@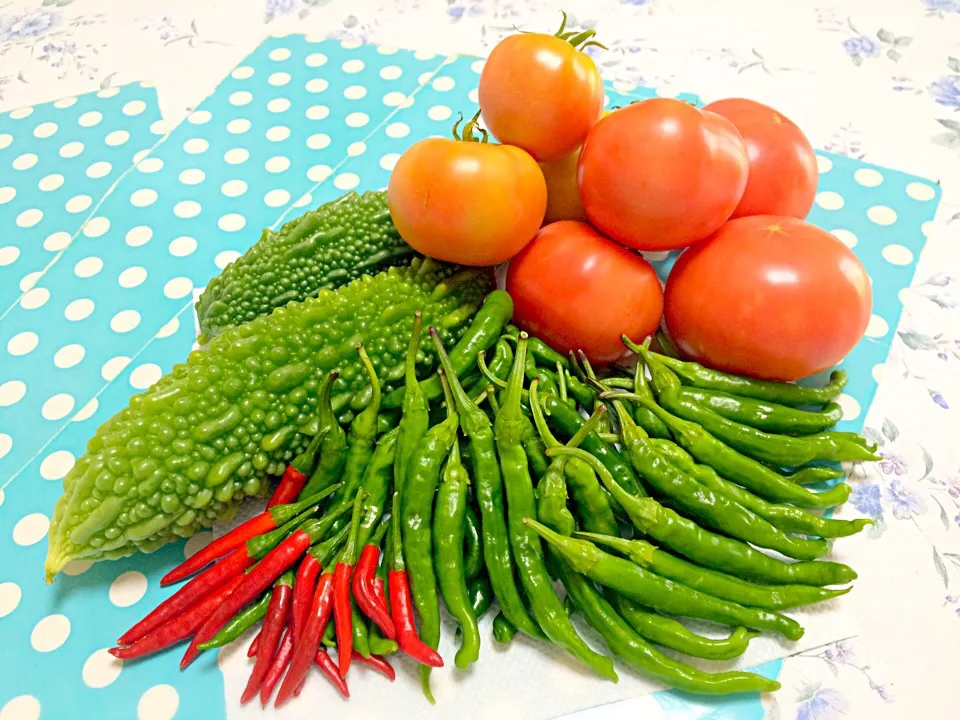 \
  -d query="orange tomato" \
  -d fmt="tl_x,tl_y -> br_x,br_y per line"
387,137 -> 546,266
479,33 -> 604,162
539,148 -> 588,224
703,98 -> 818,219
